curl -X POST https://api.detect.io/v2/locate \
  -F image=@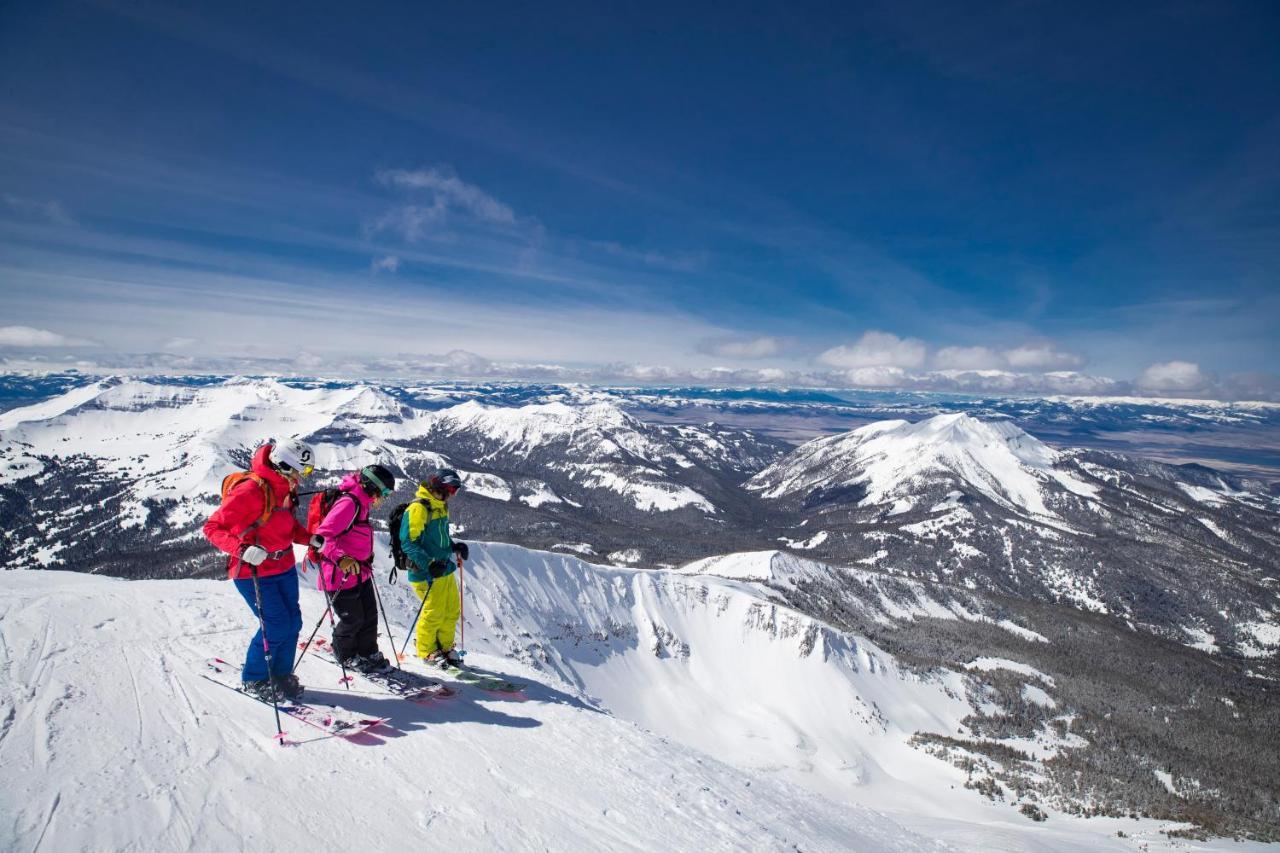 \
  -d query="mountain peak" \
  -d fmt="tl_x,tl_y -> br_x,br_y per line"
750,413 -> 1091,517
